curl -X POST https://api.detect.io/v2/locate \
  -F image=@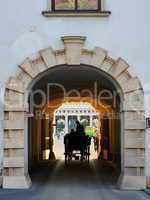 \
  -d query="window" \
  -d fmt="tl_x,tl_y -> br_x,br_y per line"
52,0 -> 101,12
42,0 -> 111,17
